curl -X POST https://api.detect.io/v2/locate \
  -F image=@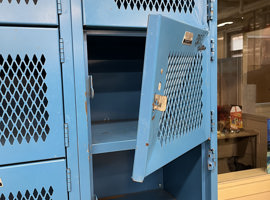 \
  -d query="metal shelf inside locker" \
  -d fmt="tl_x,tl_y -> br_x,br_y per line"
92,120 -> 138,154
